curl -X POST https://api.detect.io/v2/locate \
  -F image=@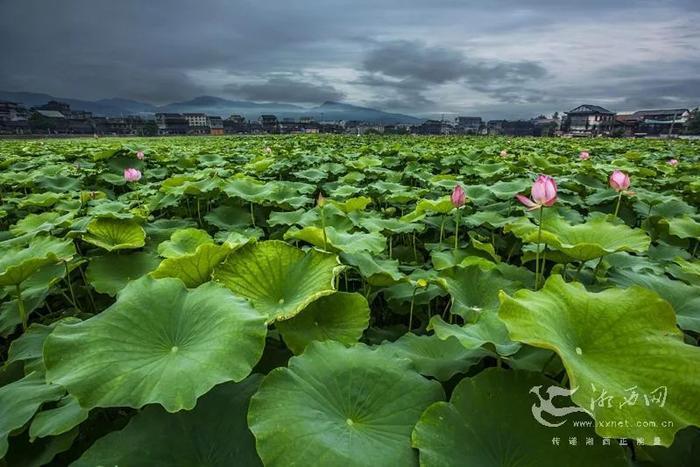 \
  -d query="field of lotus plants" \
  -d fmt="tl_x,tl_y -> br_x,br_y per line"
1,134 -> 699,466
